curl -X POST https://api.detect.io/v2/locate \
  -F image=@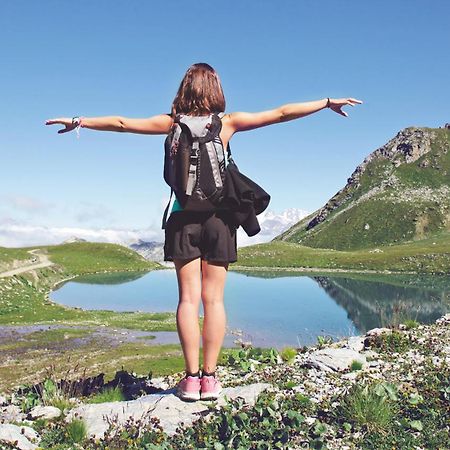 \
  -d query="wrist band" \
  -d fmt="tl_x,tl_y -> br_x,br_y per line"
72,116 -> 84,139
326,98 -> 331,108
